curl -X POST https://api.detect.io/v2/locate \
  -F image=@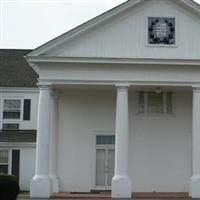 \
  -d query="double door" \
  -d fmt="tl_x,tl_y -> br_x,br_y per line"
95,146 -> 115,190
